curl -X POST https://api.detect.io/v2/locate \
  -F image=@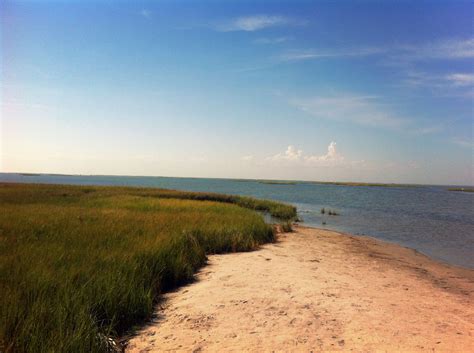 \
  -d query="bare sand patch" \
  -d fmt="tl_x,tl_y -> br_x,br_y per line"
126,225 -> 474,352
